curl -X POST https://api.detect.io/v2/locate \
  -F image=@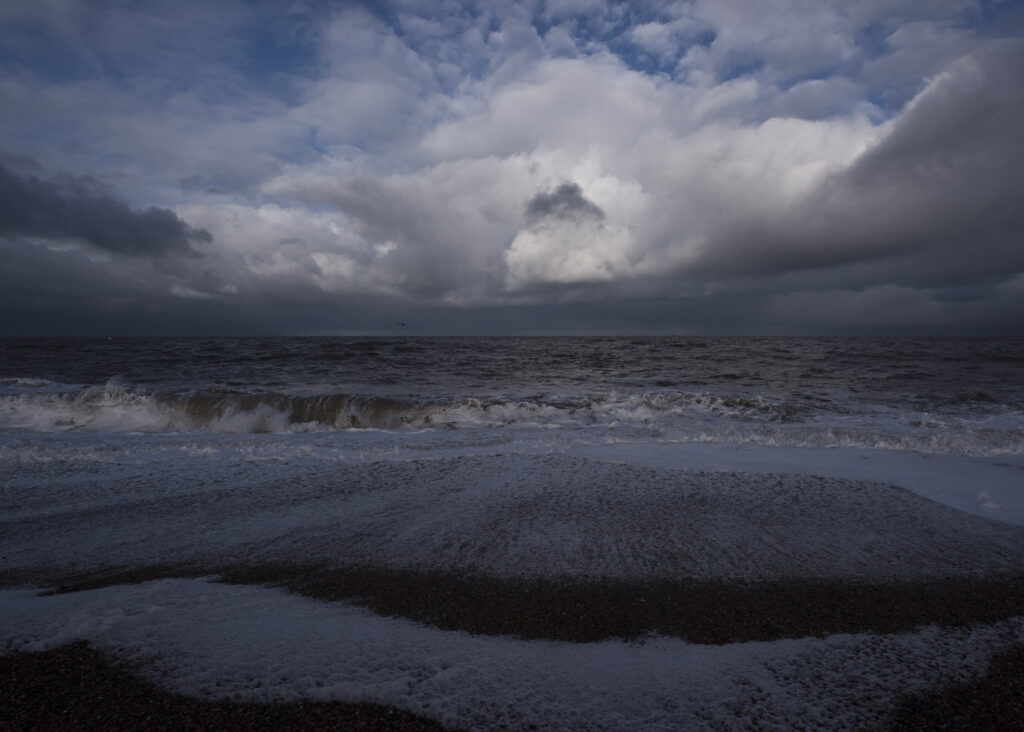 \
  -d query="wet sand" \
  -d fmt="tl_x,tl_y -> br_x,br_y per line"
4,630 -> 1024,730
28,562 -> 1024,644
0,641 -> 447,731
5,564 -> 1024,729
